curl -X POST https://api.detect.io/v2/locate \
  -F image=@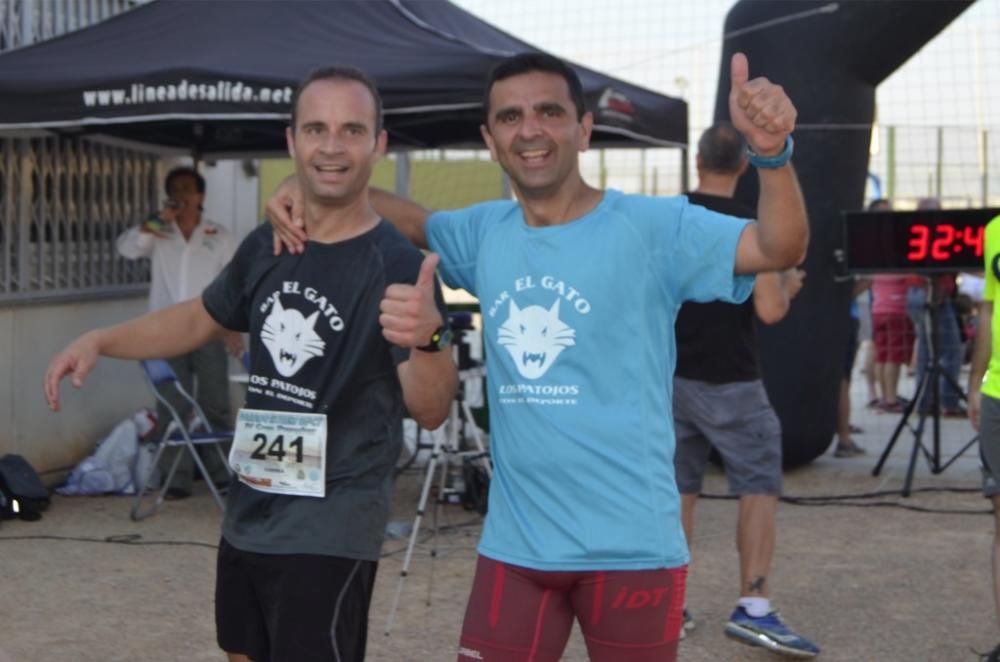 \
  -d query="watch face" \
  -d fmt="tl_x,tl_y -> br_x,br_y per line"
439,328 -> 454,348
843,208 -> 1000,273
